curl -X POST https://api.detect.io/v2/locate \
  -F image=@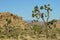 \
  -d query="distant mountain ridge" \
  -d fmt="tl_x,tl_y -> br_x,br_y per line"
26,20 -> 60,28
